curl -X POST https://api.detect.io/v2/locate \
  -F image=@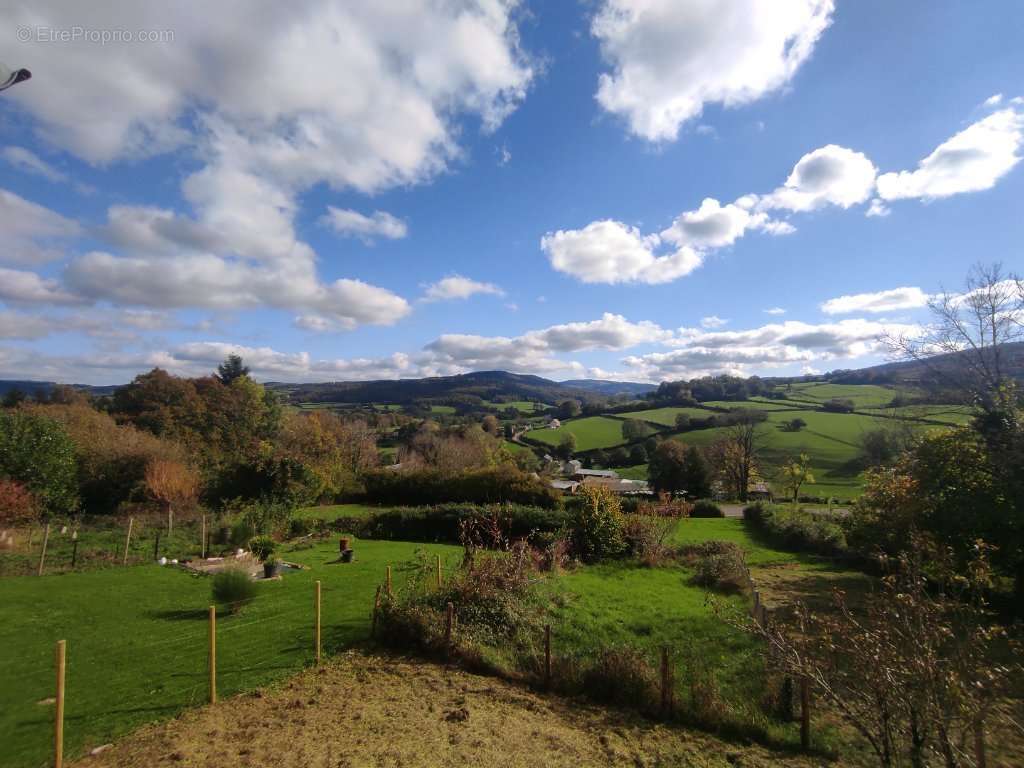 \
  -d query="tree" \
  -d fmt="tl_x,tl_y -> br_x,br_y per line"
481,414 -> 501,436
680,445 -> 711,498
710,413 -> 765,501
628,444 -> 647,465
674,413 -> 691,431
608,446 -> 630,466
720,538 -> 1015,768
556,399 -> 581,420
216,354 -> 250,385
0,410 -> 78,516
647,440 -> 688,495
782,417 -> 807,432
571,484 -> 626,562
779,453 -> 814,501
557,432 -> 577,460
2,388 -> 26,408
0,479 -> 40,526
145,459 -> 199,534
621,418 -> 652,441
